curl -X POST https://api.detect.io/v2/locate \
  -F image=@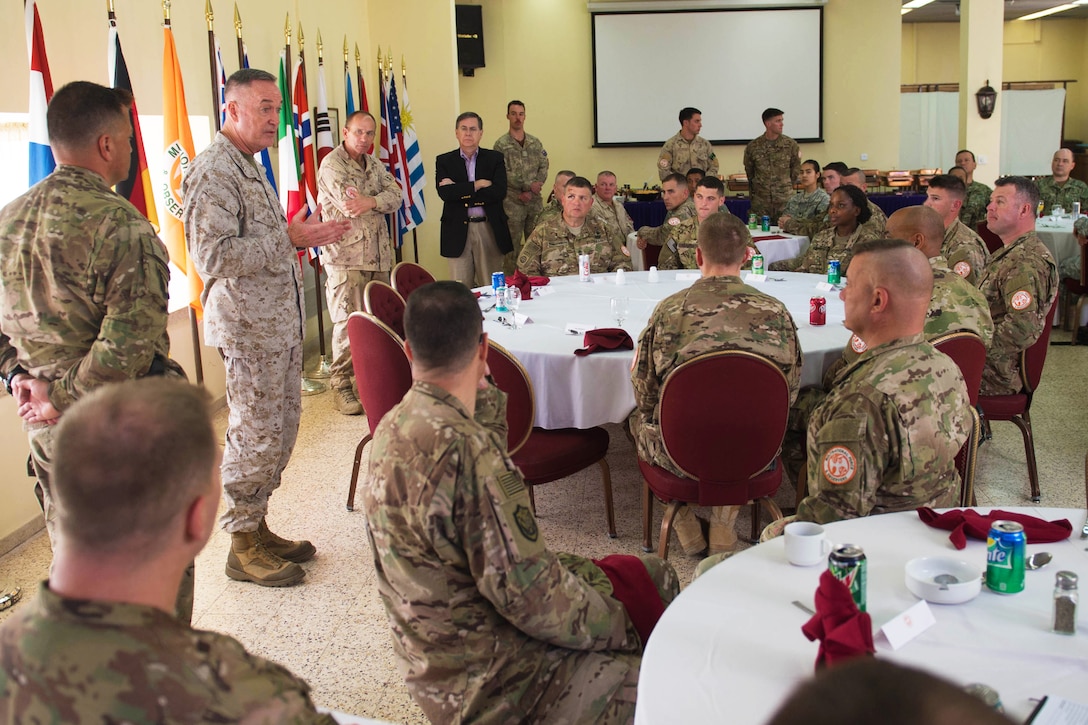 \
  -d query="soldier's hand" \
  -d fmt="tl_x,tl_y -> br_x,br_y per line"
288,204 -> 351,248
779,215 -> 792,227
15,378 -> 60,425
529,181 -> 544,195
636,236 -> 648,250
345,195 -> 378,217
518,191 -> 533,203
